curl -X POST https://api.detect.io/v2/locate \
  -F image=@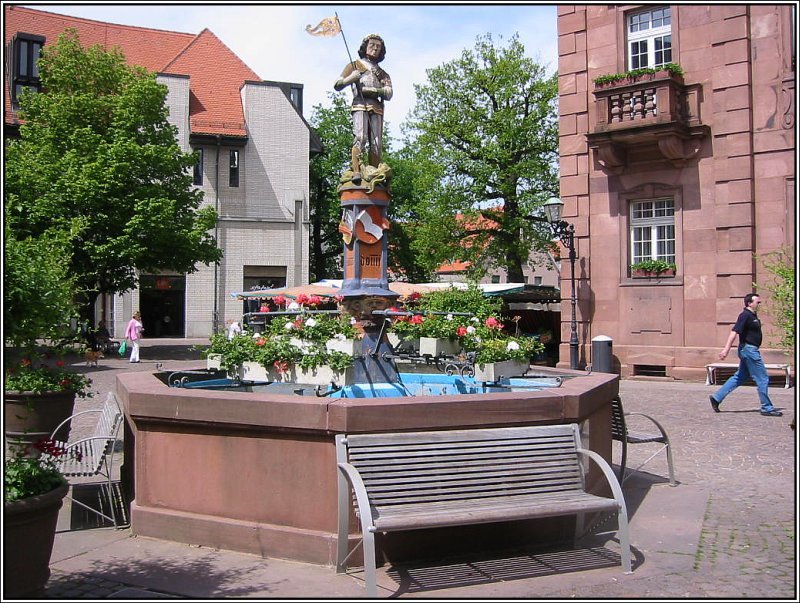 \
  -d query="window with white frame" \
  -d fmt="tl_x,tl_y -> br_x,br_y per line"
627,6 -> 672,70
630,198 -> 675,265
